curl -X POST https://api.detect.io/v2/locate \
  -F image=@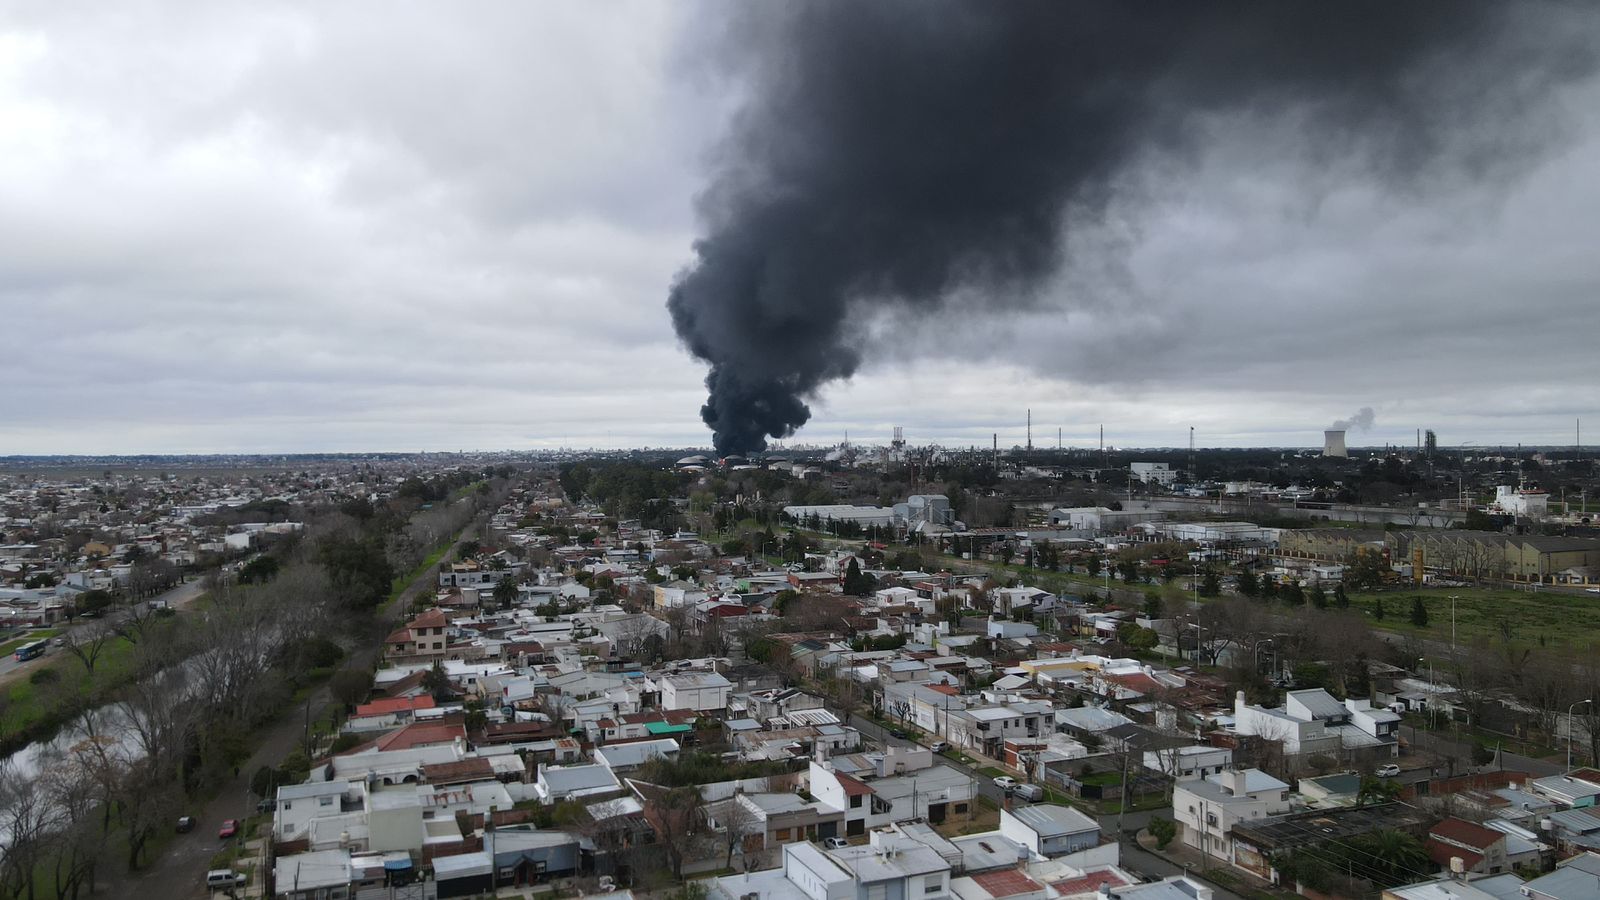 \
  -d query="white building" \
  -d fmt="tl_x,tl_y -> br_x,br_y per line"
1130,463 -> 1177,486
1231,690 -> 1398,757
1493,485 -> 1549,520
709,833 -> 951,900
1143,745 -> 1234,781
659,671 -> 733,713
1171,769 -> 1291,863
